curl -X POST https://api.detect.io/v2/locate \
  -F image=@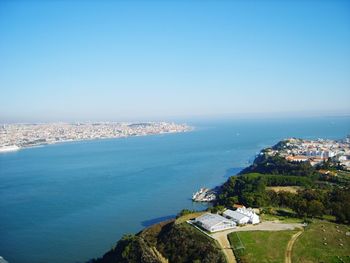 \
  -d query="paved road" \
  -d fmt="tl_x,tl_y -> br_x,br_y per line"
214,233 -> 237,263
285,230 -> 303,263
